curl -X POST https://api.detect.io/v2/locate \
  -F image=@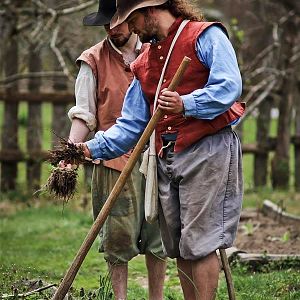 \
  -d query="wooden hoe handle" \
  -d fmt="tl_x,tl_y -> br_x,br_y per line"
52,56 -> 191,300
